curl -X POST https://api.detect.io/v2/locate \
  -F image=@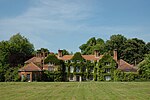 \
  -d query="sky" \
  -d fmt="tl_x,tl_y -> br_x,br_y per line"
0,0 -> 150,53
